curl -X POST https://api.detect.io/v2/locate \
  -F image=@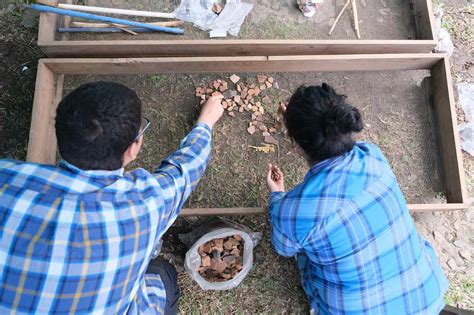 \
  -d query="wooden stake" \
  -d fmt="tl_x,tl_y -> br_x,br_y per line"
329,0 -> 351,36
351,0 -> 361,39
